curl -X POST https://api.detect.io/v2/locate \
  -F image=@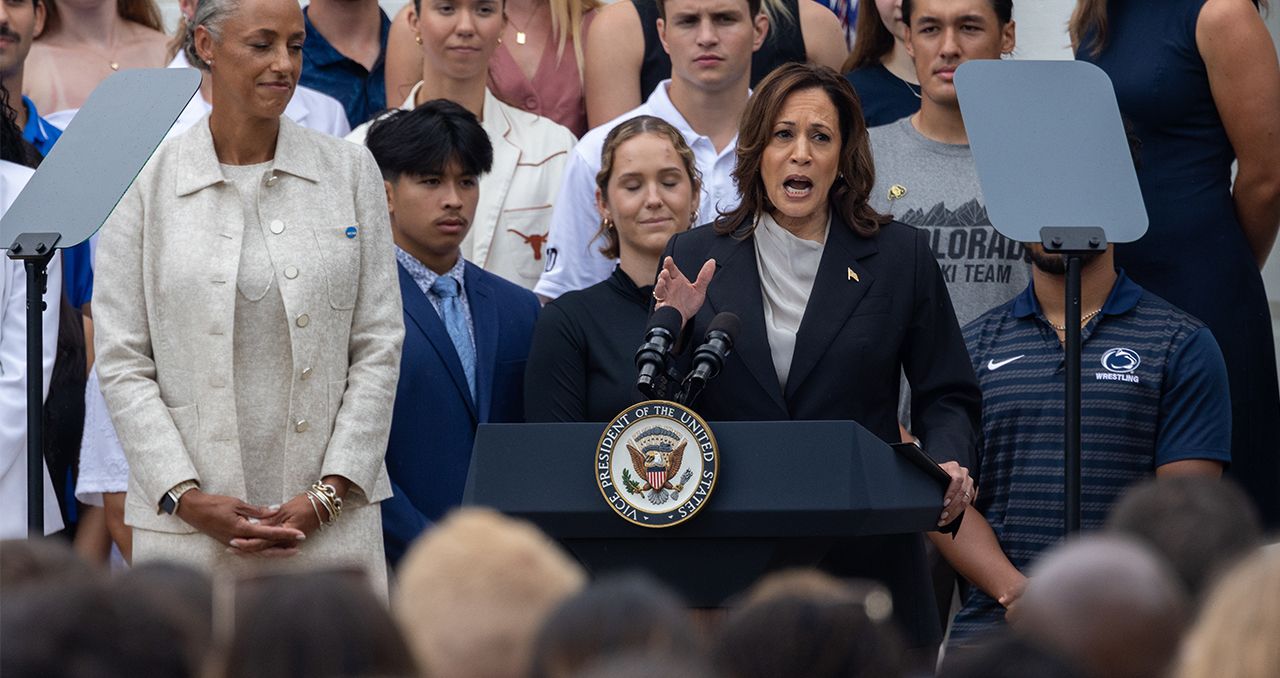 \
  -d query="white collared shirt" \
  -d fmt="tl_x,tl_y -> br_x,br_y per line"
0,160 -> 64,537
533,80 -> 743,300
